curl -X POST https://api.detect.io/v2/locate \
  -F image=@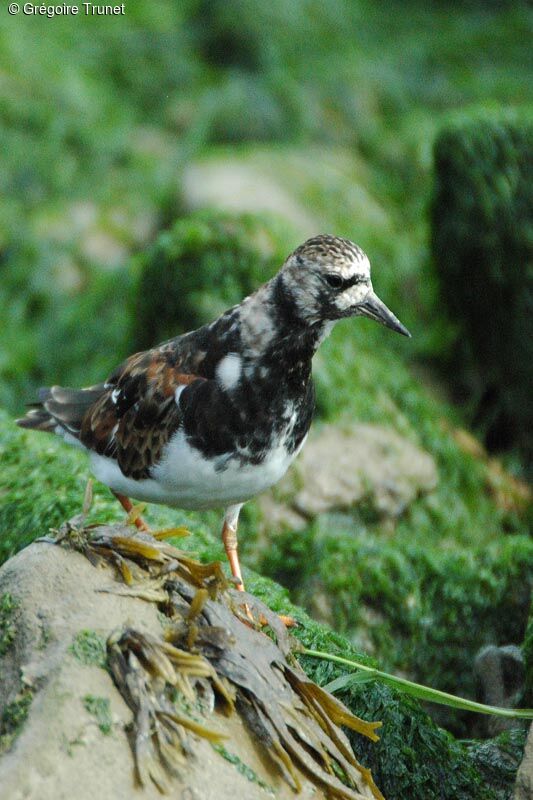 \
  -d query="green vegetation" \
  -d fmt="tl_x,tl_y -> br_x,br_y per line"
304,650 -> 533,721
0,593 -> 18,657
83,695 -> 112,735
0,688 -> 33,754
0,408 -> 221,566
212,744 -> 274,795
431,117 -> 533,459
0,407 -> 131,564
133,209 -> 292,348
1,2 -> 532,414
70,630 -> 108,669
466,729 -> 528,800
259,516 -> 533,733
4,405 -> 529,726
